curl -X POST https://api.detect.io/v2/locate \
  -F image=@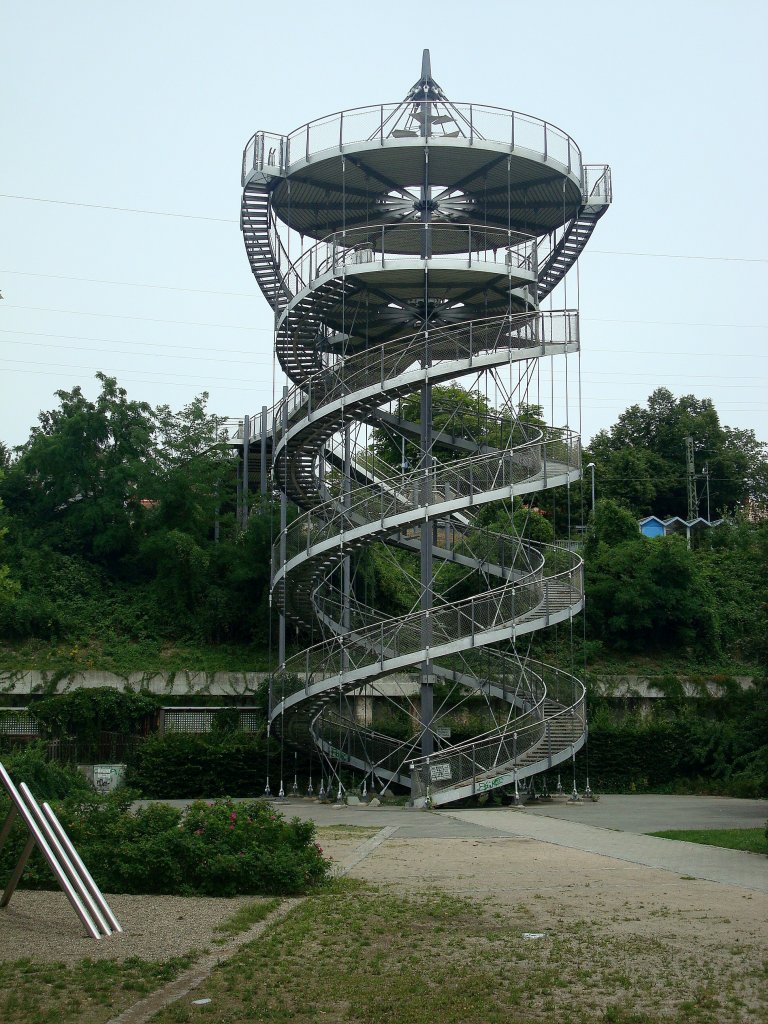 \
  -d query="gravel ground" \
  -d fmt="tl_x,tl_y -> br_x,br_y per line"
0,835 -> 361,965
0,891 -> 259,964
